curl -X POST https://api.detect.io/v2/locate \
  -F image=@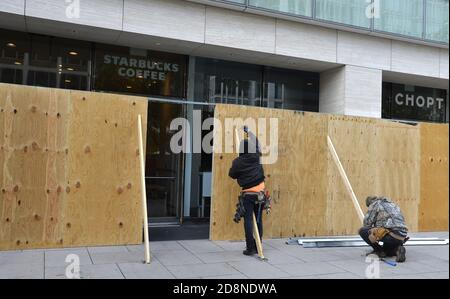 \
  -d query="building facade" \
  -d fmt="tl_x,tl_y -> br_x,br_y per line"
0,0 -> 448,225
